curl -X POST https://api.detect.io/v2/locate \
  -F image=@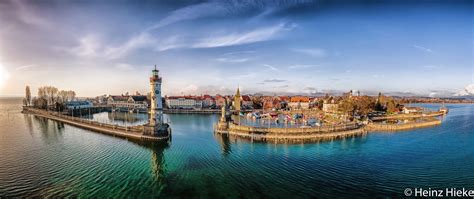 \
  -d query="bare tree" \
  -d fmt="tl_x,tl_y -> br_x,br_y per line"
67,90 -> 76,101
25,86 -> 31,106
